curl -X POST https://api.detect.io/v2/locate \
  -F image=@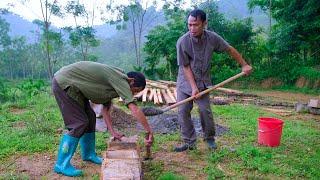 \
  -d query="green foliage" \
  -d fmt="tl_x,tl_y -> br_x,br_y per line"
144,7 -> 186,80
64,26 -> 100,61
158,172 -> 185,180
248,0 -> 320,86
292,66 -> 320,81
18,79 -> 46,98
0,79 -> 47,104
0,78 -> 9,102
